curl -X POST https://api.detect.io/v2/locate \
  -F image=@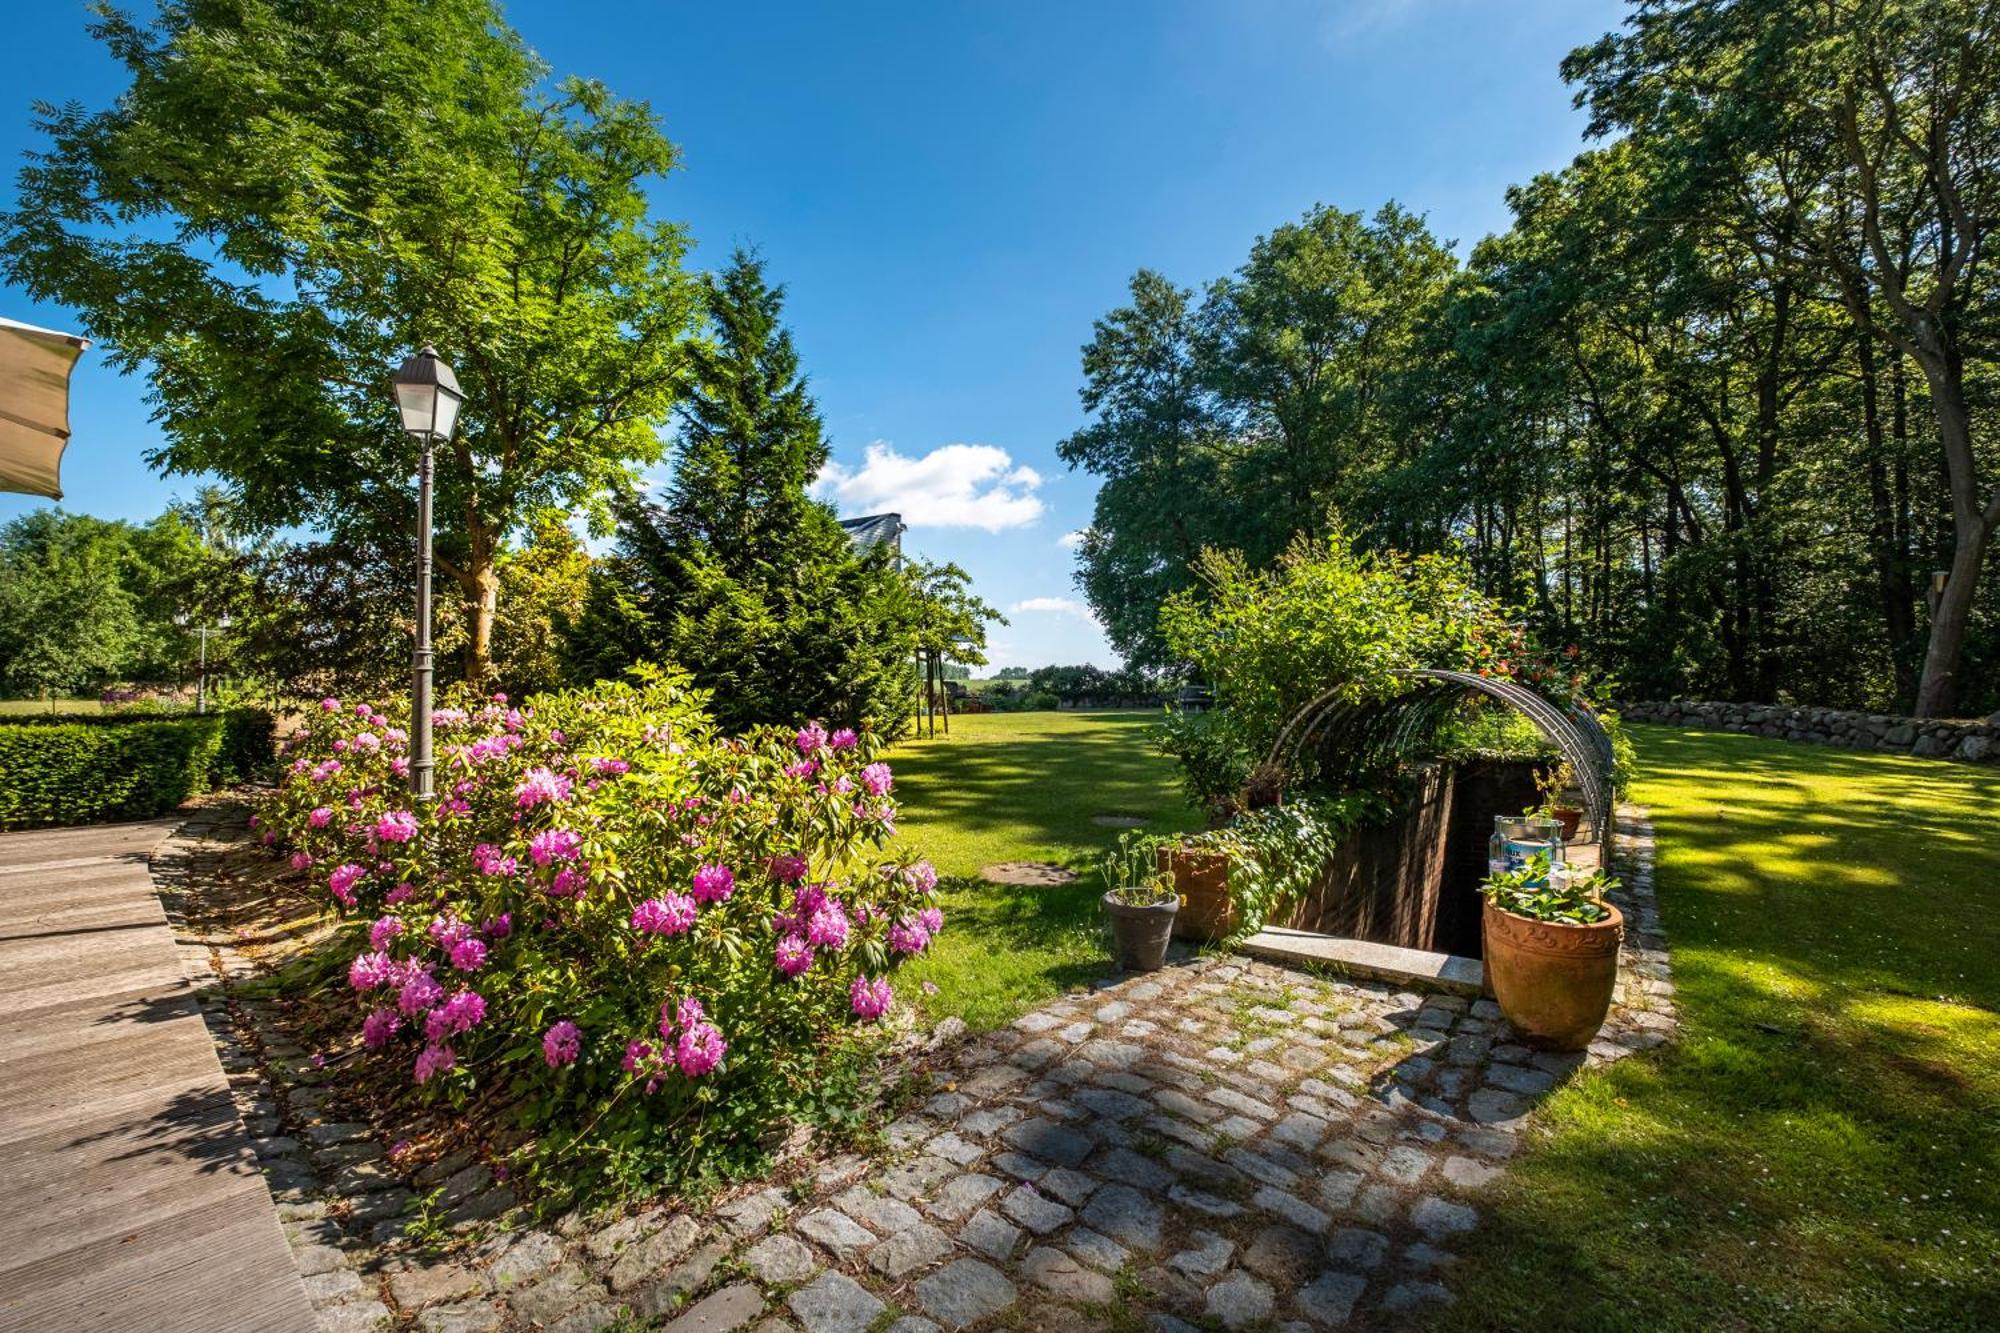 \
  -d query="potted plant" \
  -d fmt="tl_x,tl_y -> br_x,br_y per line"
1478,853 -> 1623,1051
1157,839 -> 1236,942
1099,832 -> 1180,971
1530,760 -> 1585,840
